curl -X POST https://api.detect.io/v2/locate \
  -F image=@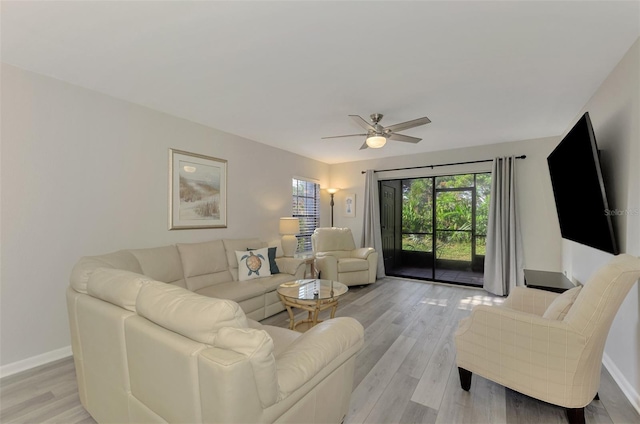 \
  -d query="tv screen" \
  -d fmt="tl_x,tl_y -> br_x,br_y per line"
547,112 -> 618,254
